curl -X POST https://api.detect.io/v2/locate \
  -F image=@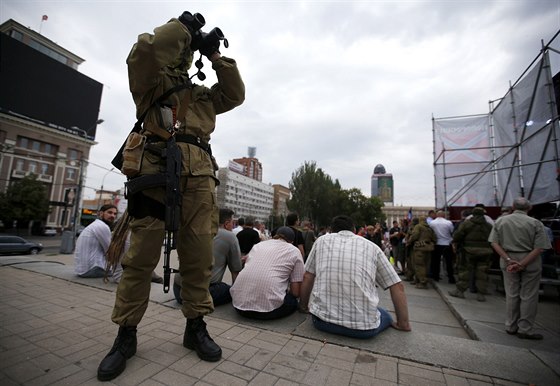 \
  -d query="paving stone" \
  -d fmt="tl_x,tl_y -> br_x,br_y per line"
202,369 -> 248,386
151,367 -> 197,386
375,358 -> 398,383
216,360 -> 259,381
247,371 -> 278,385
271,353 -> 313,372
325,368 -> 352,385
262,361 -> 307,382
398,363 -> 445,383
244,349 -> 276,371
23,363 -> 83,386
